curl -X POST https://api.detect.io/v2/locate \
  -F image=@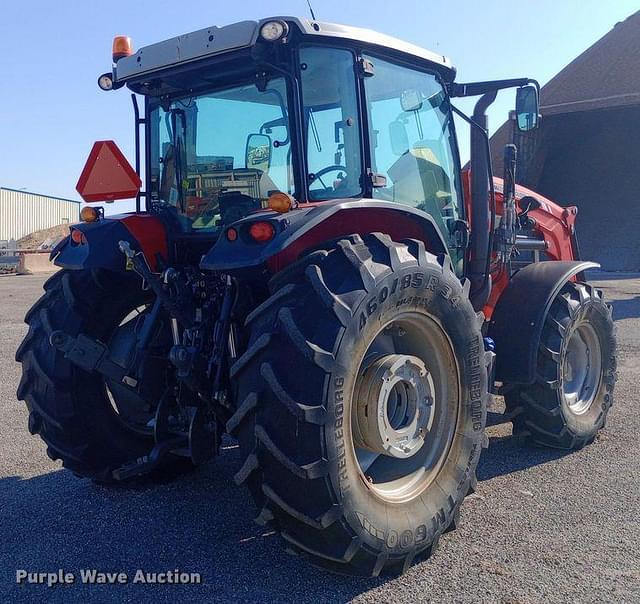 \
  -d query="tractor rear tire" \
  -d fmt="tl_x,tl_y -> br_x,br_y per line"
16,268 -> 193,483
504,282 -> 616,449
229,233 -> 488,576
